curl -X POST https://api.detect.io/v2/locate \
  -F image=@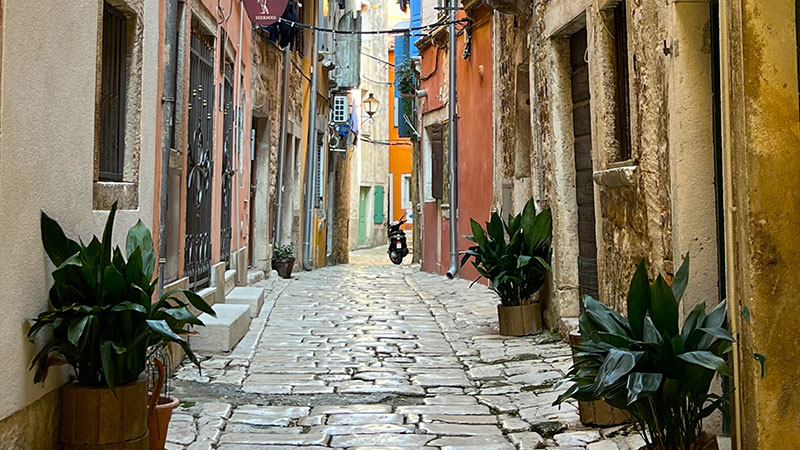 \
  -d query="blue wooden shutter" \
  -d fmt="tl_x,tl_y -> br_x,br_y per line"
373,186 -> 385,224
